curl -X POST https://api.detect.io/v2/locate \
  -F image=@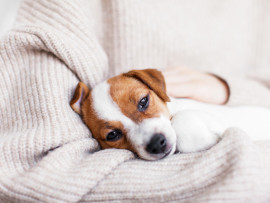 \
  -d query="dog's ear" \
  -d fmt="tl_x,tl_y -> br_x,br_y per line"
124,69 -> 170,102
70,82 -> 90,115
